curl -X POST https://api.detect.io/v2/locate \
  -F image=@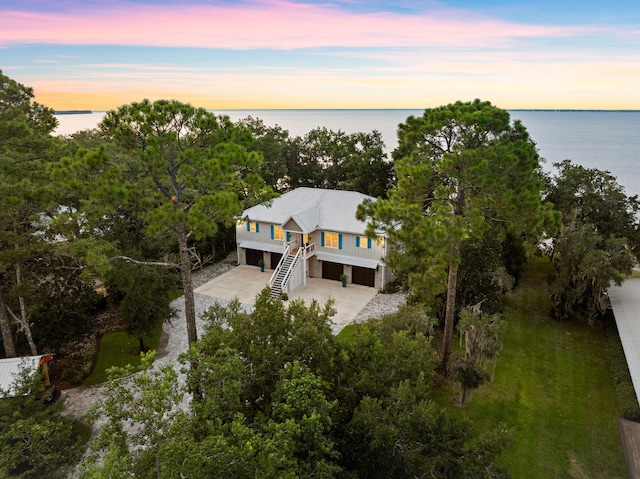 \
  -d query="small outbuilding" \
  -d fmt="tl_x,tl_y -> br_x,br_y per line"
0,354 -> 54,398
